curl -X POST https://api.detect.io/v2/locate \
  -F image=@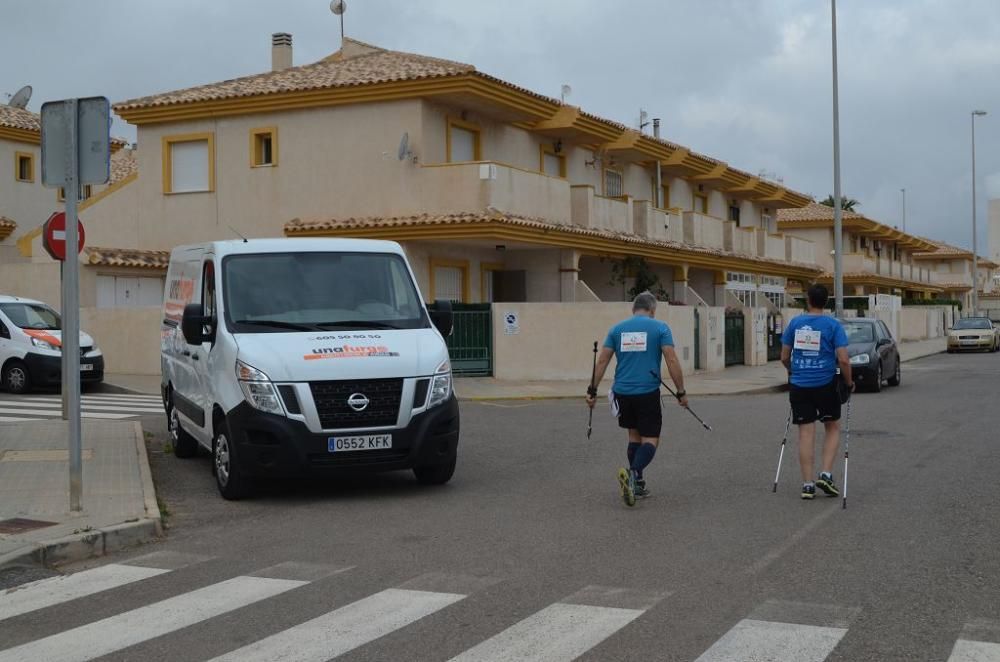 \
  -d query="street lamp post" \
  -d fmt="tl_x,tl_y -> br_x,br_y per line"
972,110 -> 987,315
831,0 -> 844,316
901,188 -> 906,233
